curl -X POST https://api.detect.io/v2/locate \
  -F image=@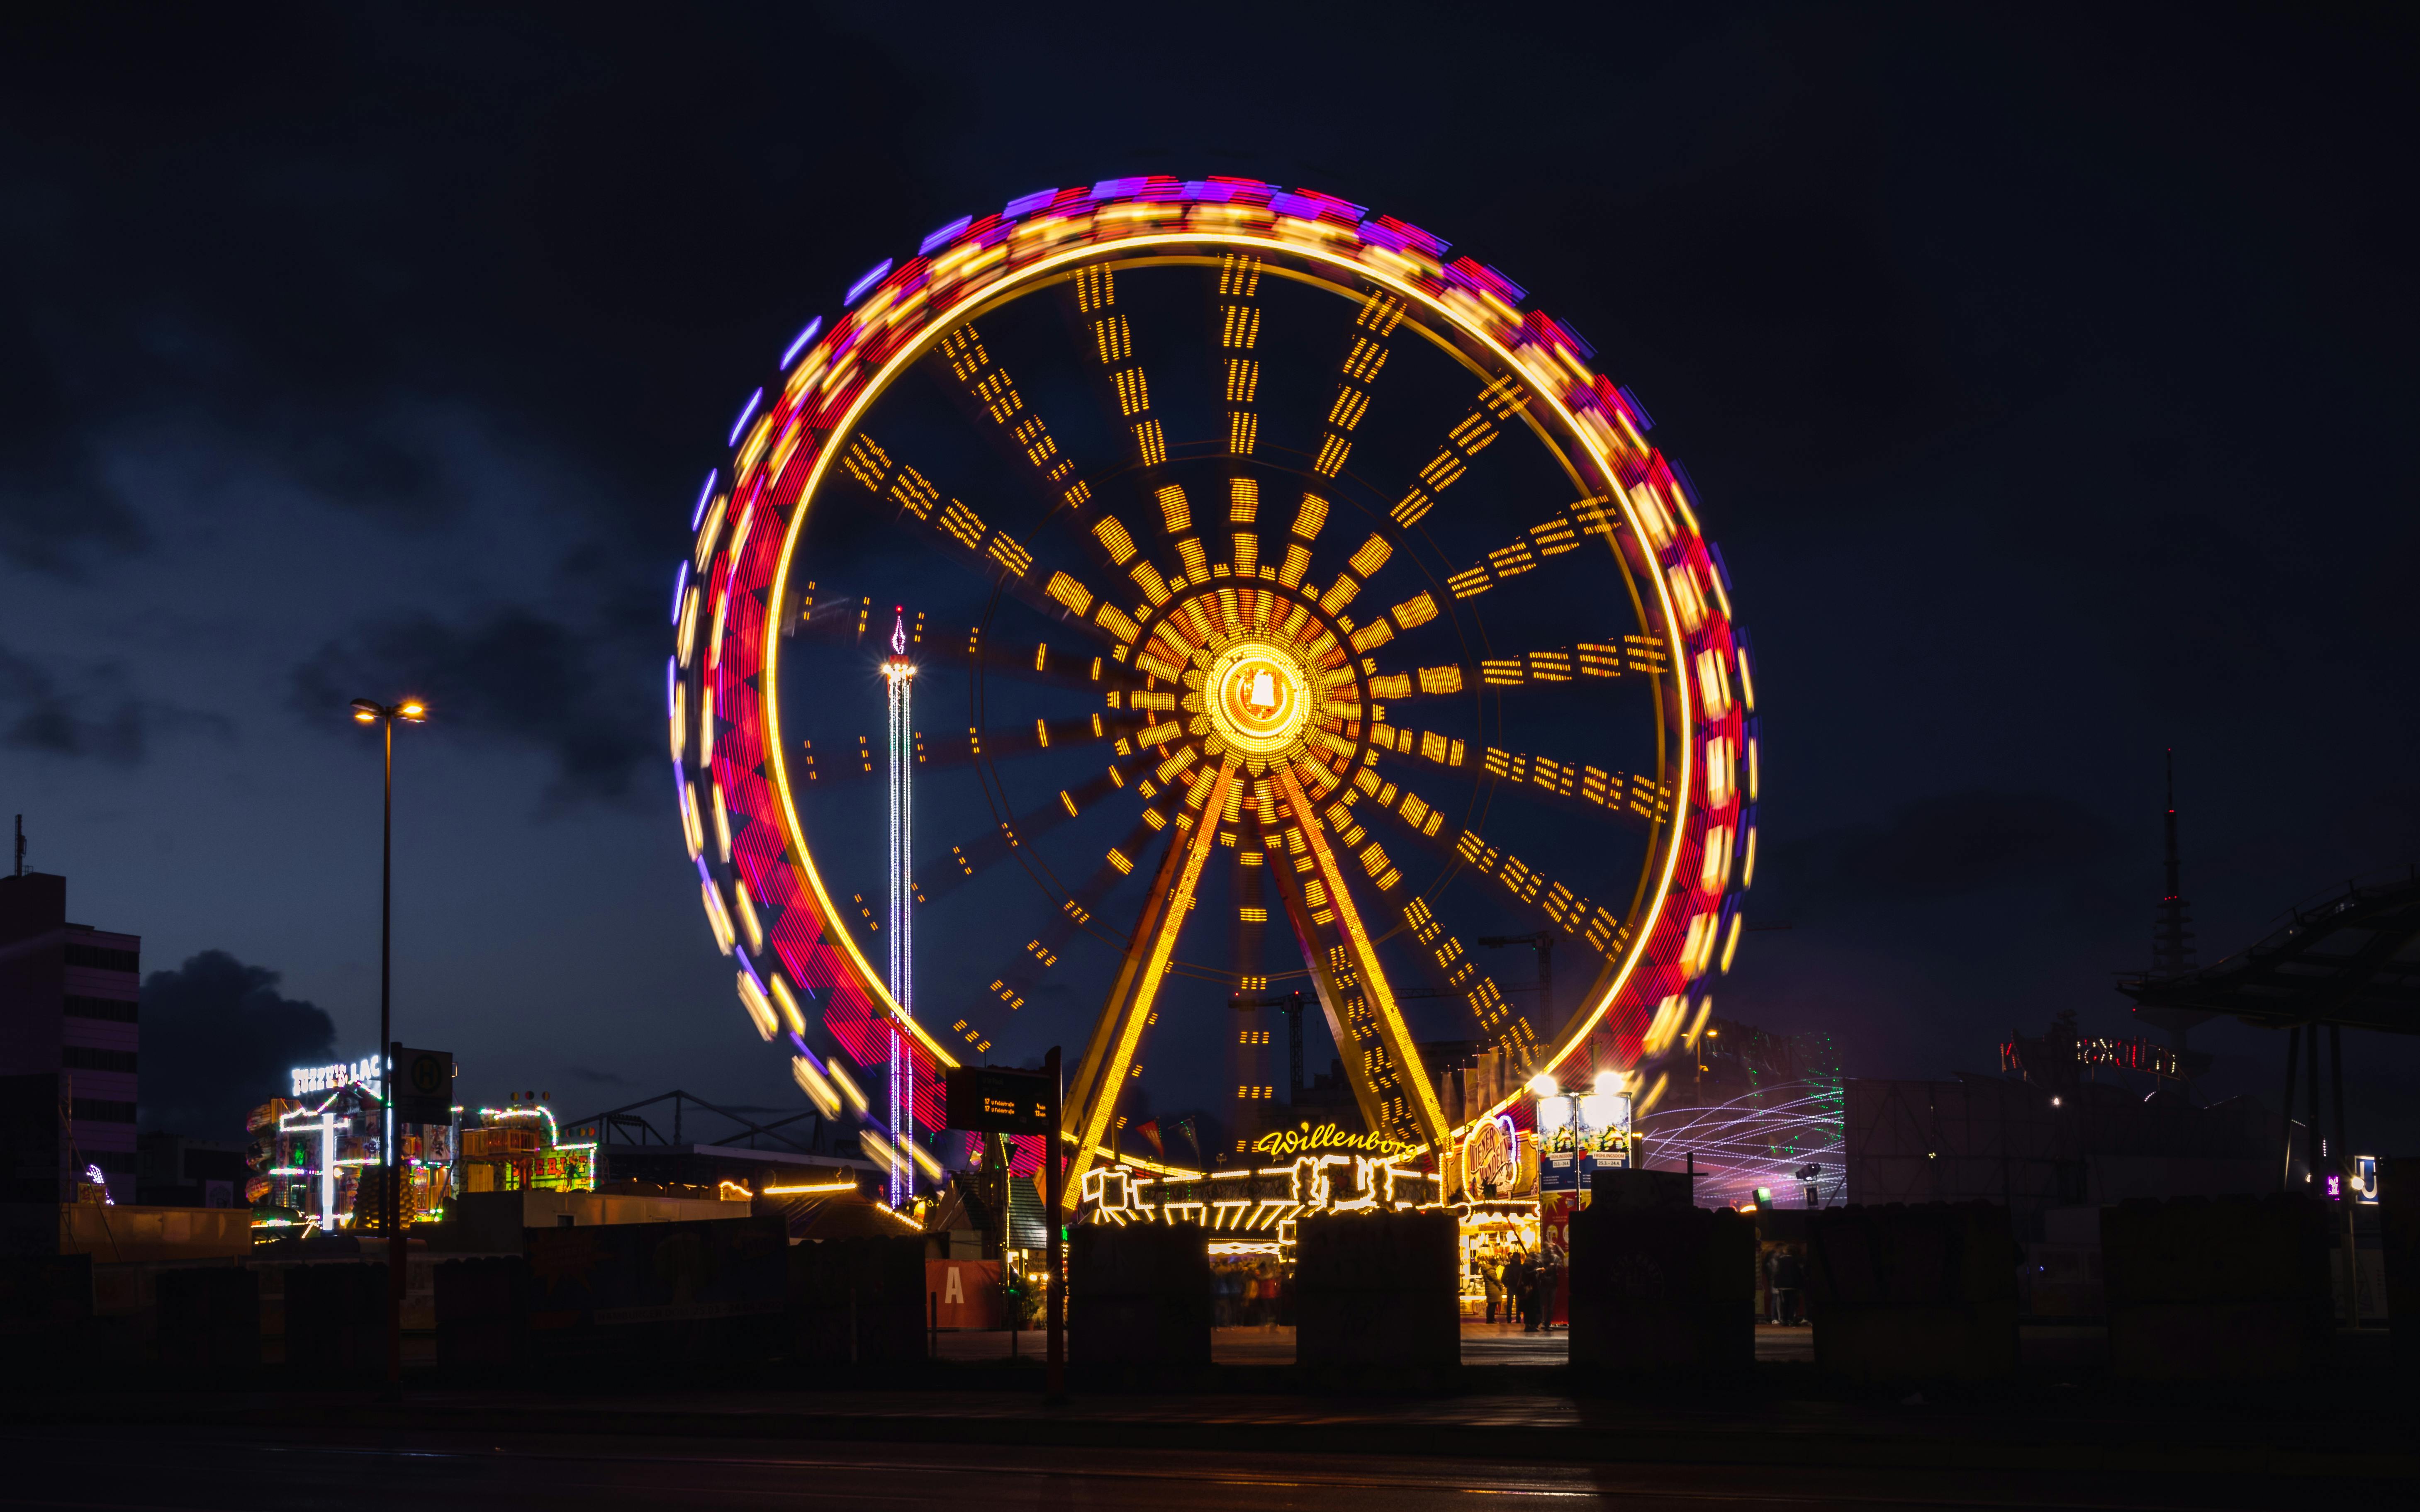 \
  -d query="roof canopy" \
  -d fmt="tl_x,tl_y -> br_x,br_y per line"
2120,867 -> 2420,1034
